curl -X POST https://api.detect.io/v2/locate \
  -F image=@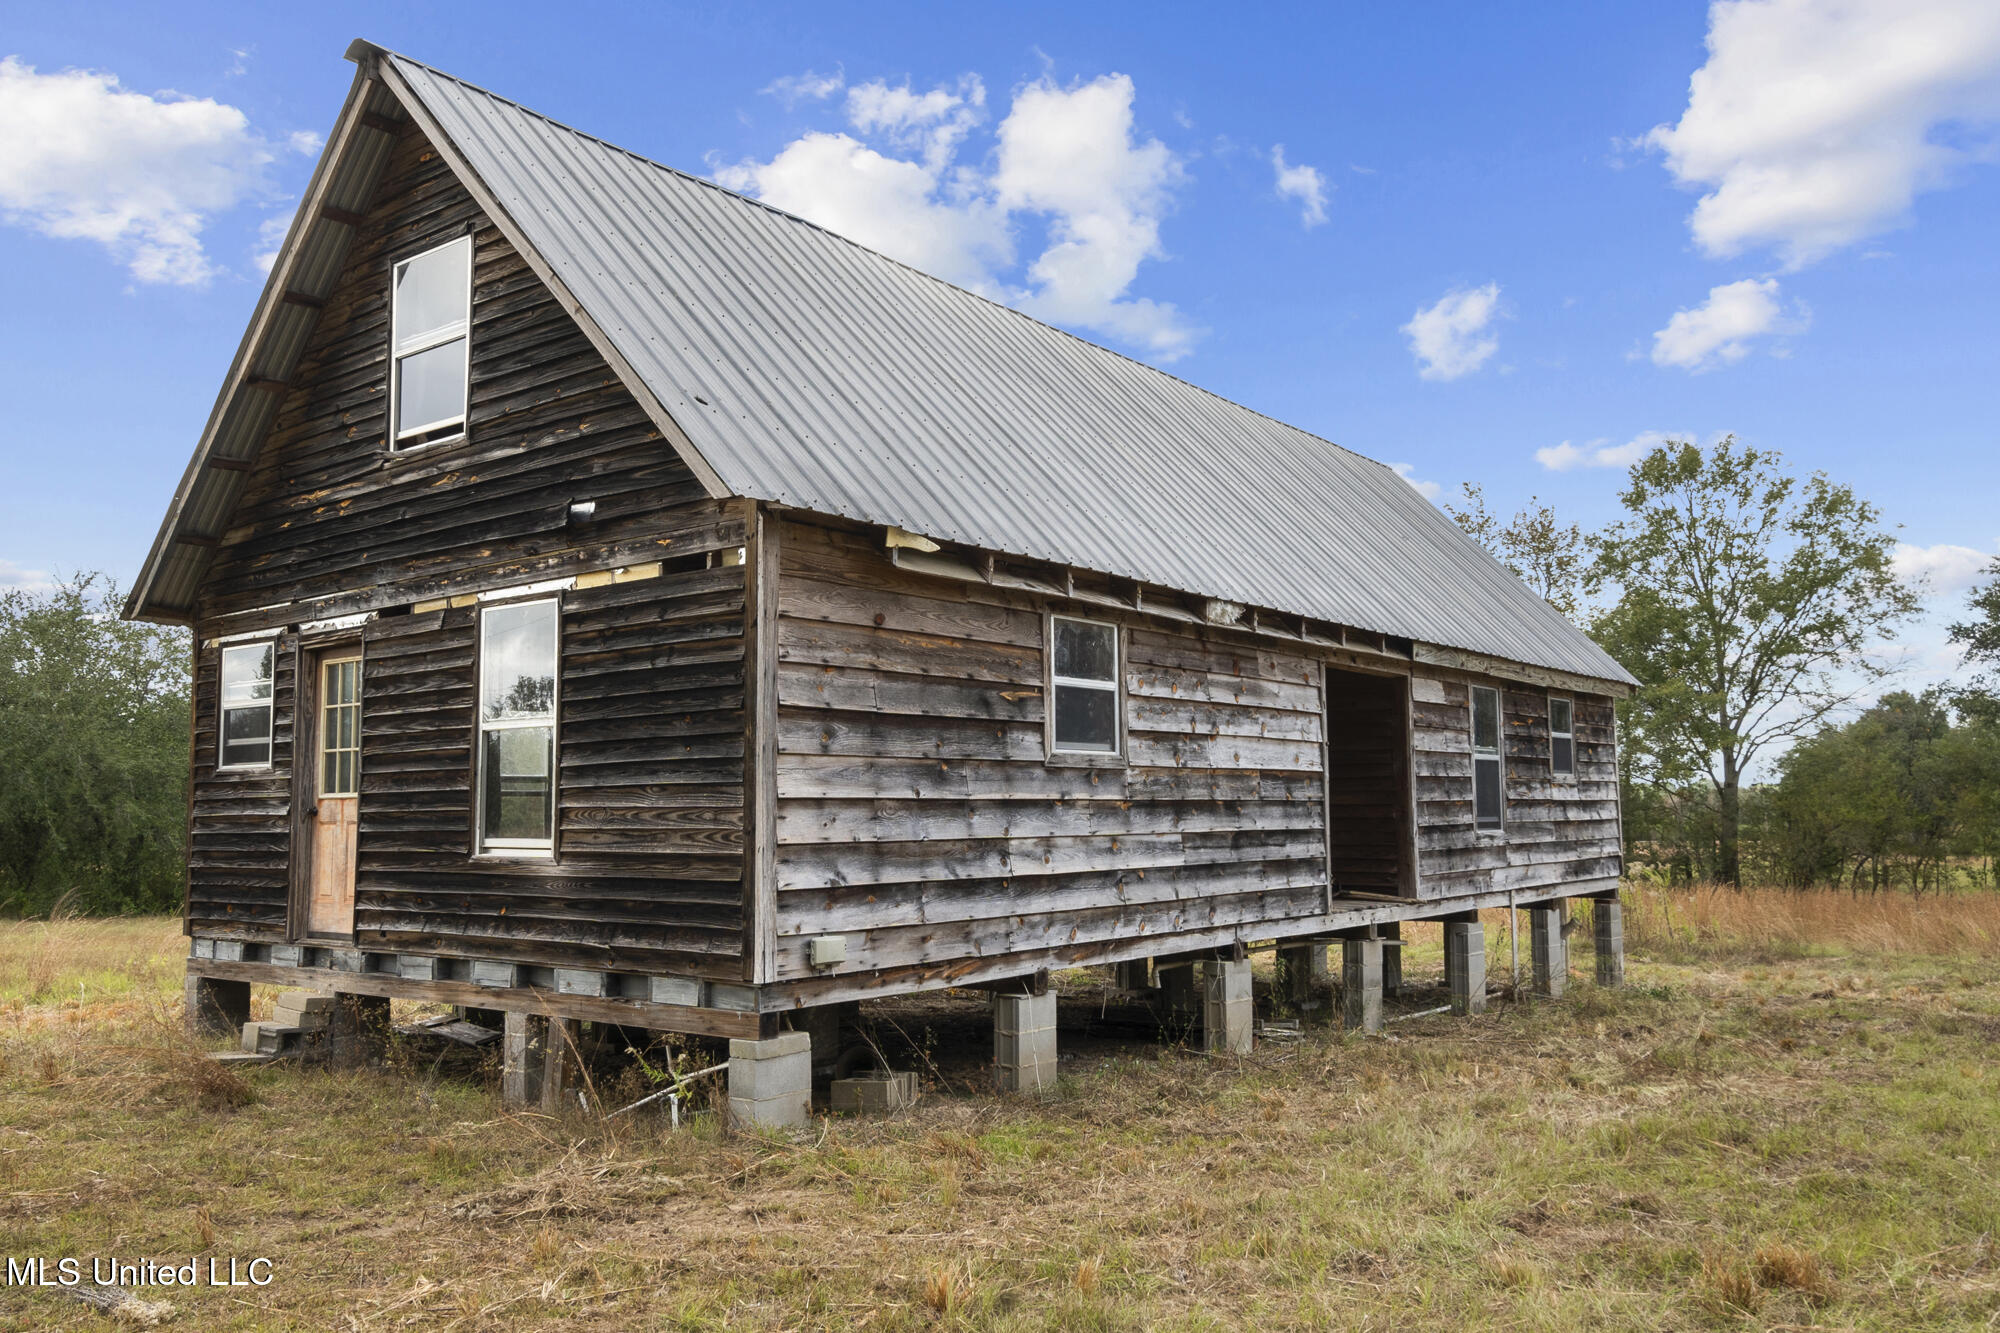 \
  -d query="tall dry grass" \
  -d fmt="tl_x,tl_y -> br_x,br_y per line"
0,906 -> 184,1004
1624,881 -> 2000,961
